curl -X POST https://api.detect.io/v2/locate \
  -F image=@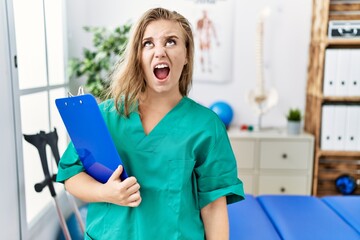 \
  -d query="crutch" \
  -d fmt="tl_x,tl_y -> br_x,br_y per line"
24,130 -> 72,240
44,128 -> 85,233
